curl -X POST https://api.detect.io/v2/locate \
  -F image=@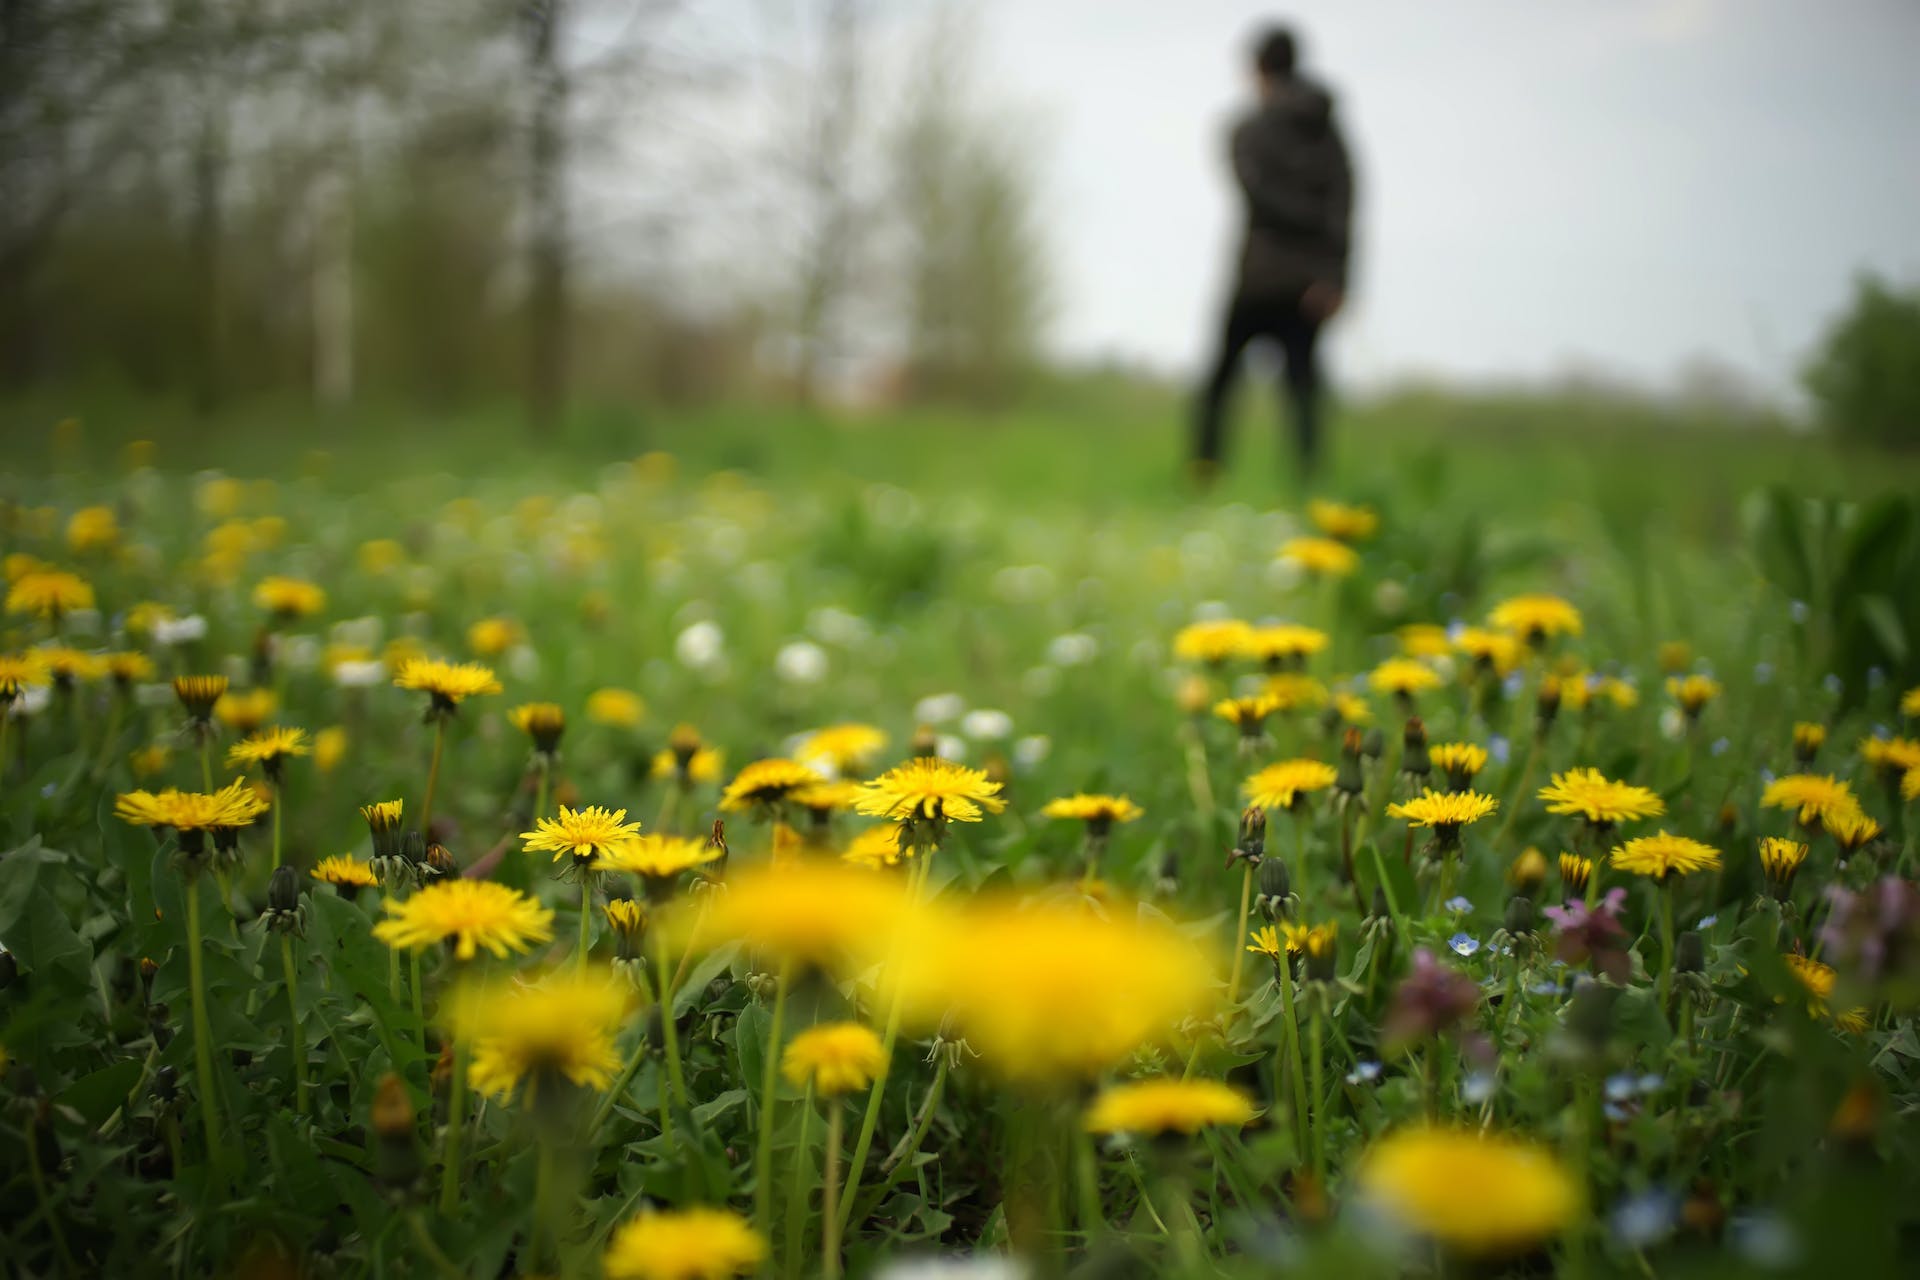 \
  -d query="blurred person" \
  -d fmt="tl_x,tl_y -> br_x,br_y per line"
1192,24 -> 1354,491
